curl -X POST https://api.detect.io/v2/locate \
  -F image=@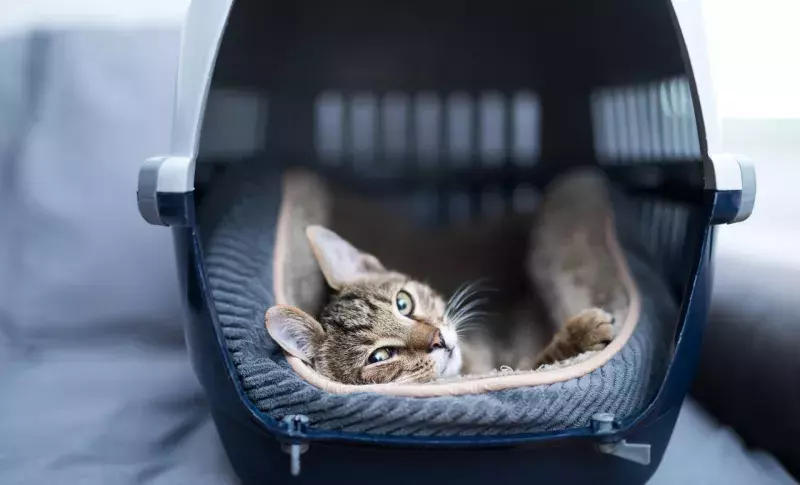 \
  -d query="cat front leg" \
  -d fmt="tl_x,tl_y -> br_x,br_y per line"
533,308 -> 615,368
